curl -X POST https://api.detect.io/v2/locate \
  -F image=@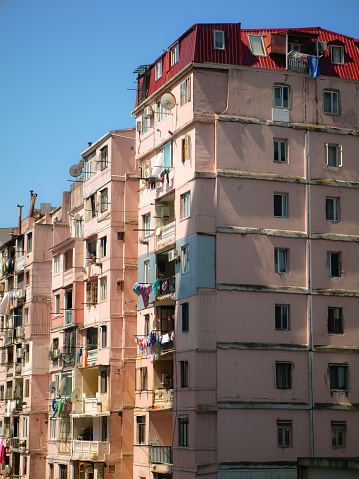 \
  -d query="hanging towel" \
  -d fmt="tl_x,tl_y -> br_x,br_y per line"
76,348 -> 82,363
133,283 -> 140,296
84,347 -> 88,367
137,285 -> 152,308
57,399 -> 64,417
308,56 -> 320,78
52,400 -> 59,418
0,438 -> 4,464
